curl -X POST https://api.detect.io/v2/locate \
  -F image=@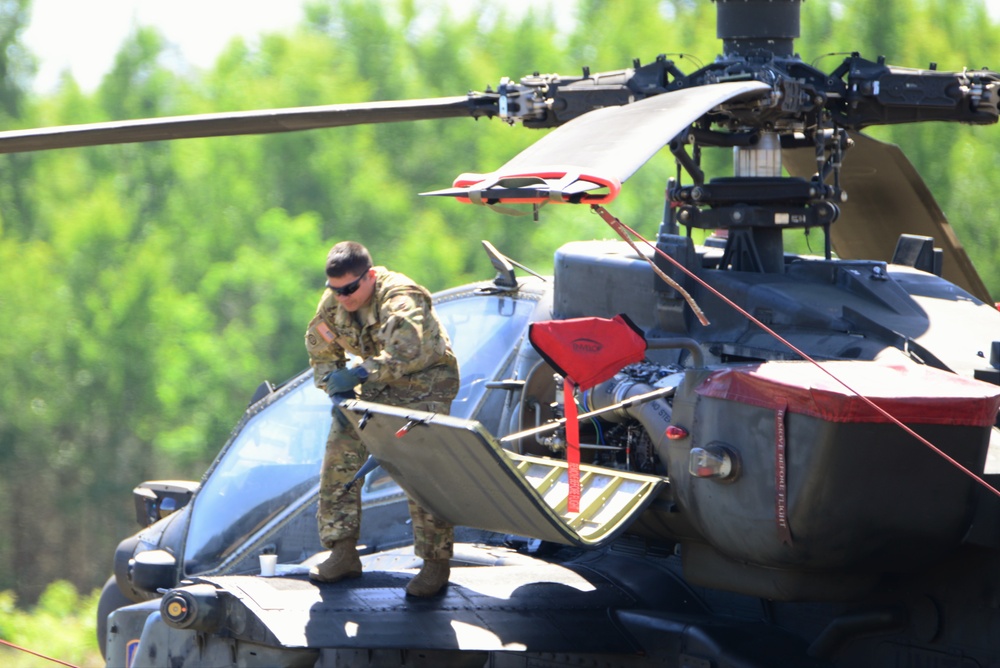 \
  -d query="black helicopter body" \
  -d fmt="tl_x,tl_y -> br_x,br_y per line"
102,233 -> 1000,667
4,1 -> 999,666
